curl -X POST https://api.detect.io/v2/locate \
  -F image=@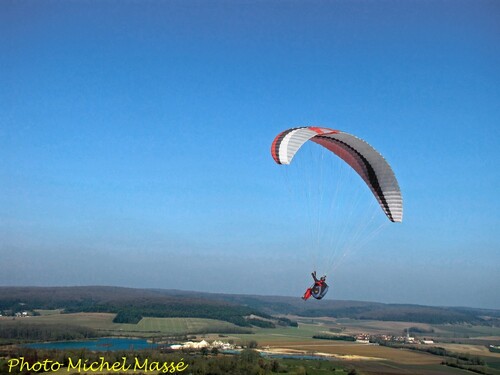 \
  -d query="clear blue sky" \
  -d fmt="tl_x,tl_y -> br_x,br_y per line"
1,0 -> 499,309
